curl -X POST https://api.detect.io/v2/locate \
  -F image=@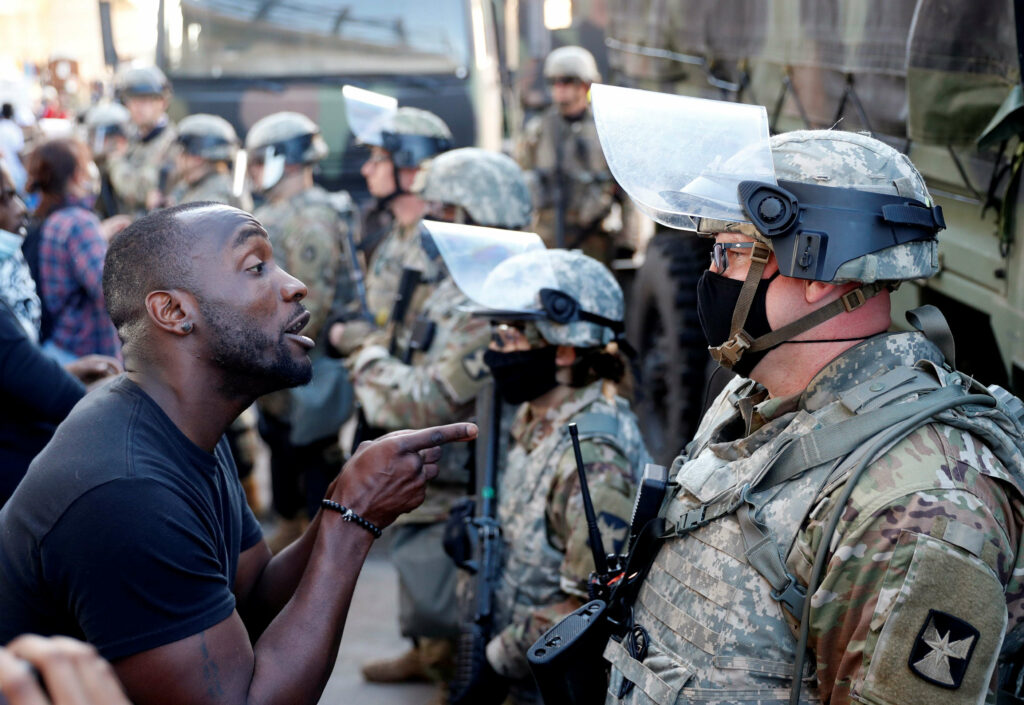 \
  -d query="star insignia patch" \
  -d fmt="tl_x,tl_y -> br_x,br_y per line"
908,609 -> 979,689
